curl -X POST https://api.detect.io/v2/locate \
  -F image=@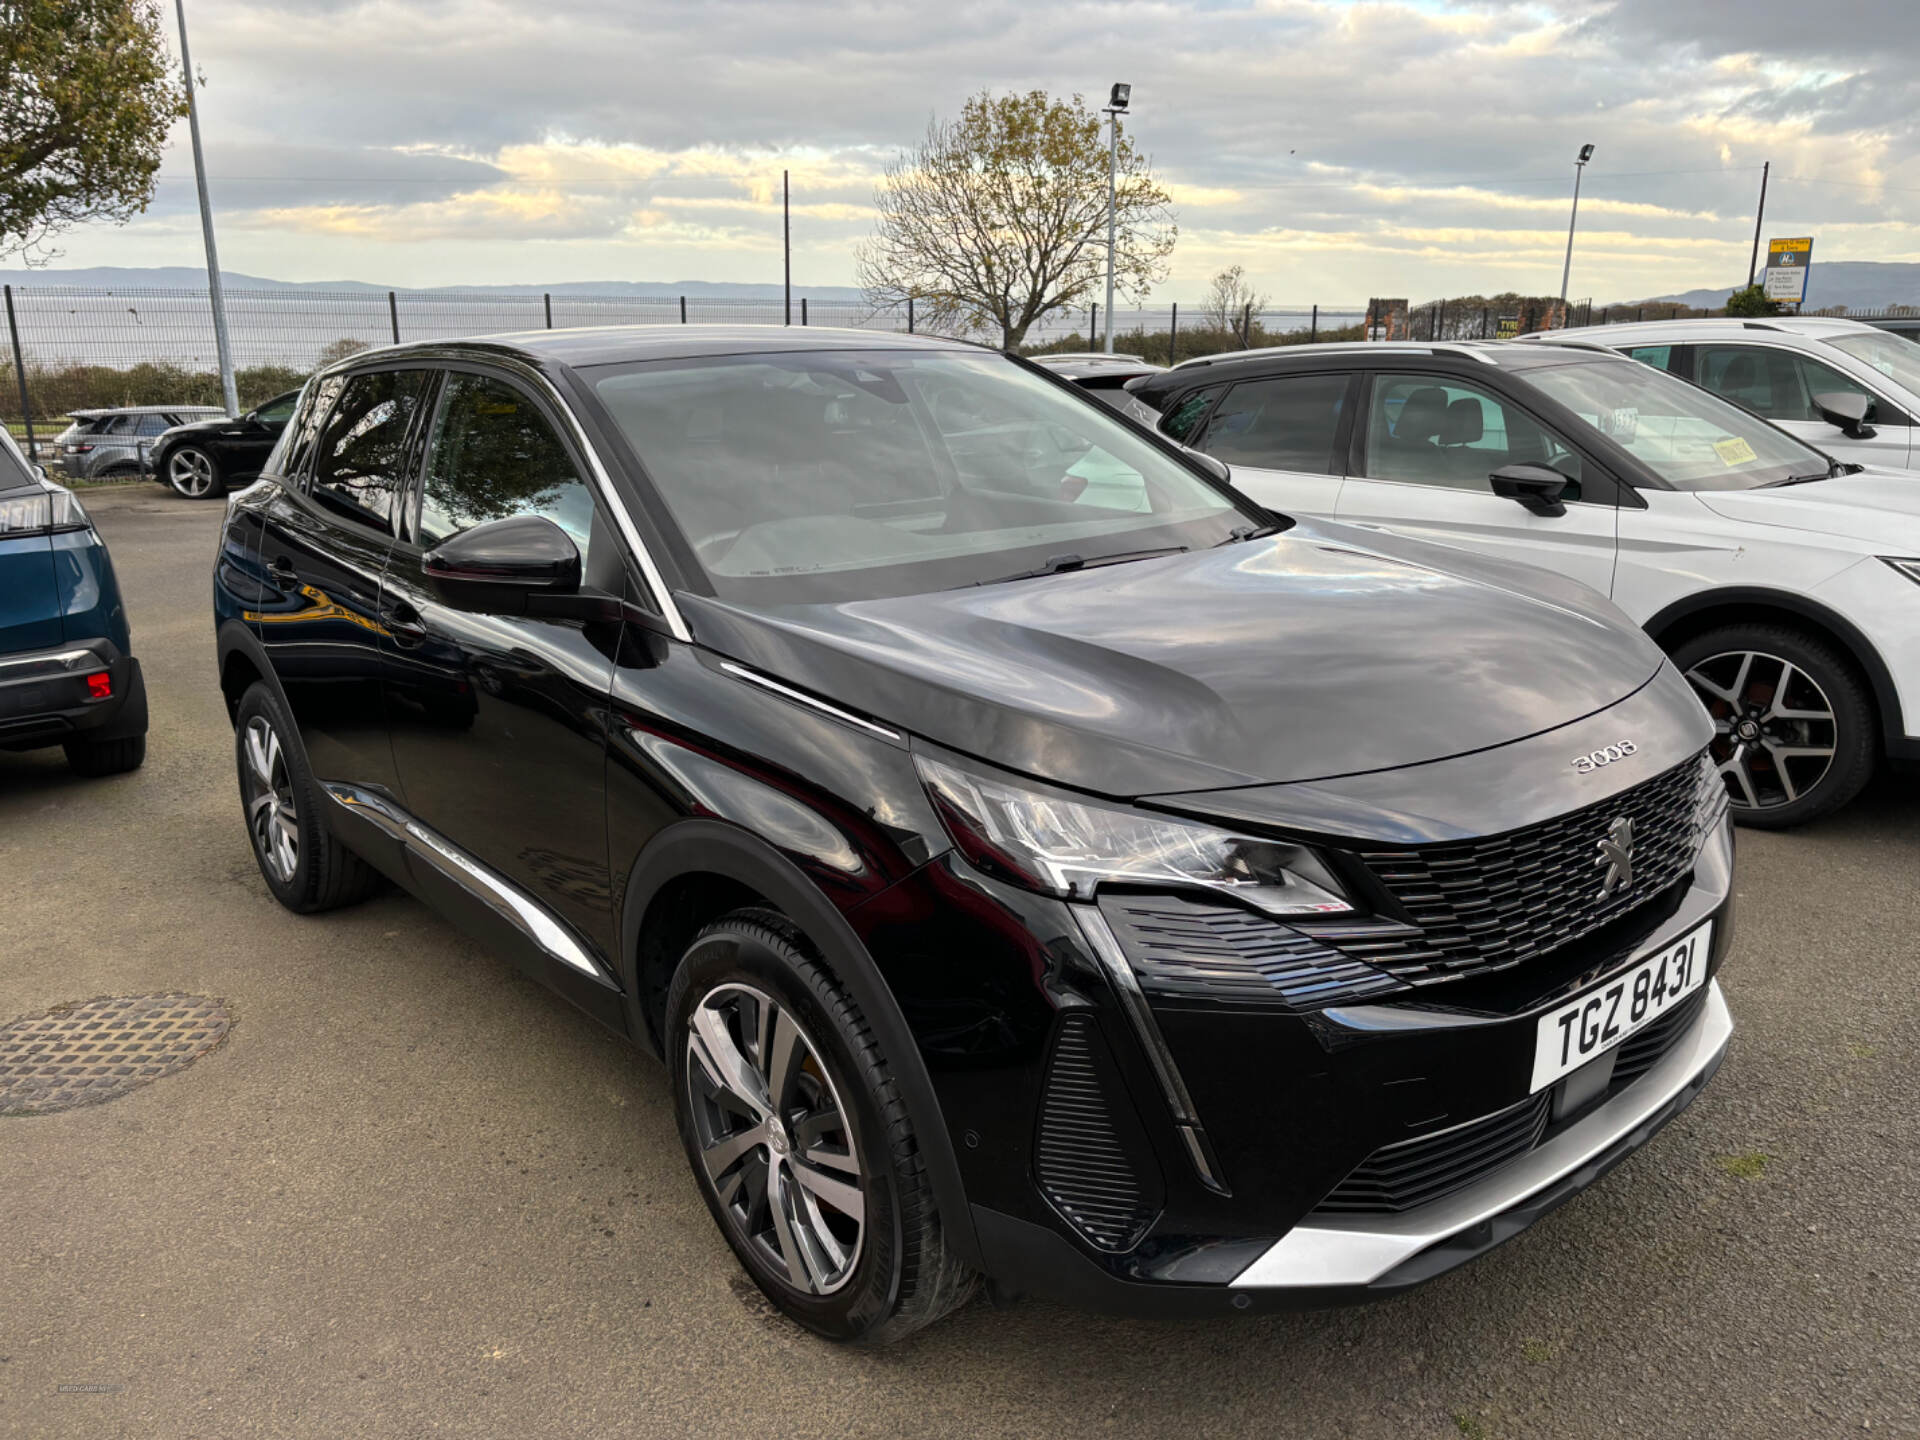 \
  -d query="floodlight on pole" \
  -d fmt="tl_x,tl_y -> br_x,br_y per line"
1102,83 -> 1130,354
173,0 -> 237,417
1556,143 -> 1595,329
